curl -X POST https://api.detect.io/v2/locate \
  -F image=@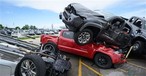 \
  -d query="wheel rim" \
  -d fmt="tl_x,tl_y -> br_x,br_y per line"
44,44 -> 55,53
97,56 -> 108,66
78,32 -> 91,44
20,60 -> 37,76
133,42 -> 140,51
